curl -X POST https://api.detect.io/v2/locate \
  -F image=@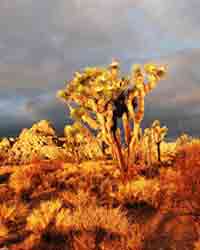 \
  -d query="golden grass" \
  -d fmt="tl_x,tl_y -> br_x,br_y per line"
26,199 -> 62,233
0,139 -> 199,249
113,177 -> 161,208
56,205 -> 130,236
